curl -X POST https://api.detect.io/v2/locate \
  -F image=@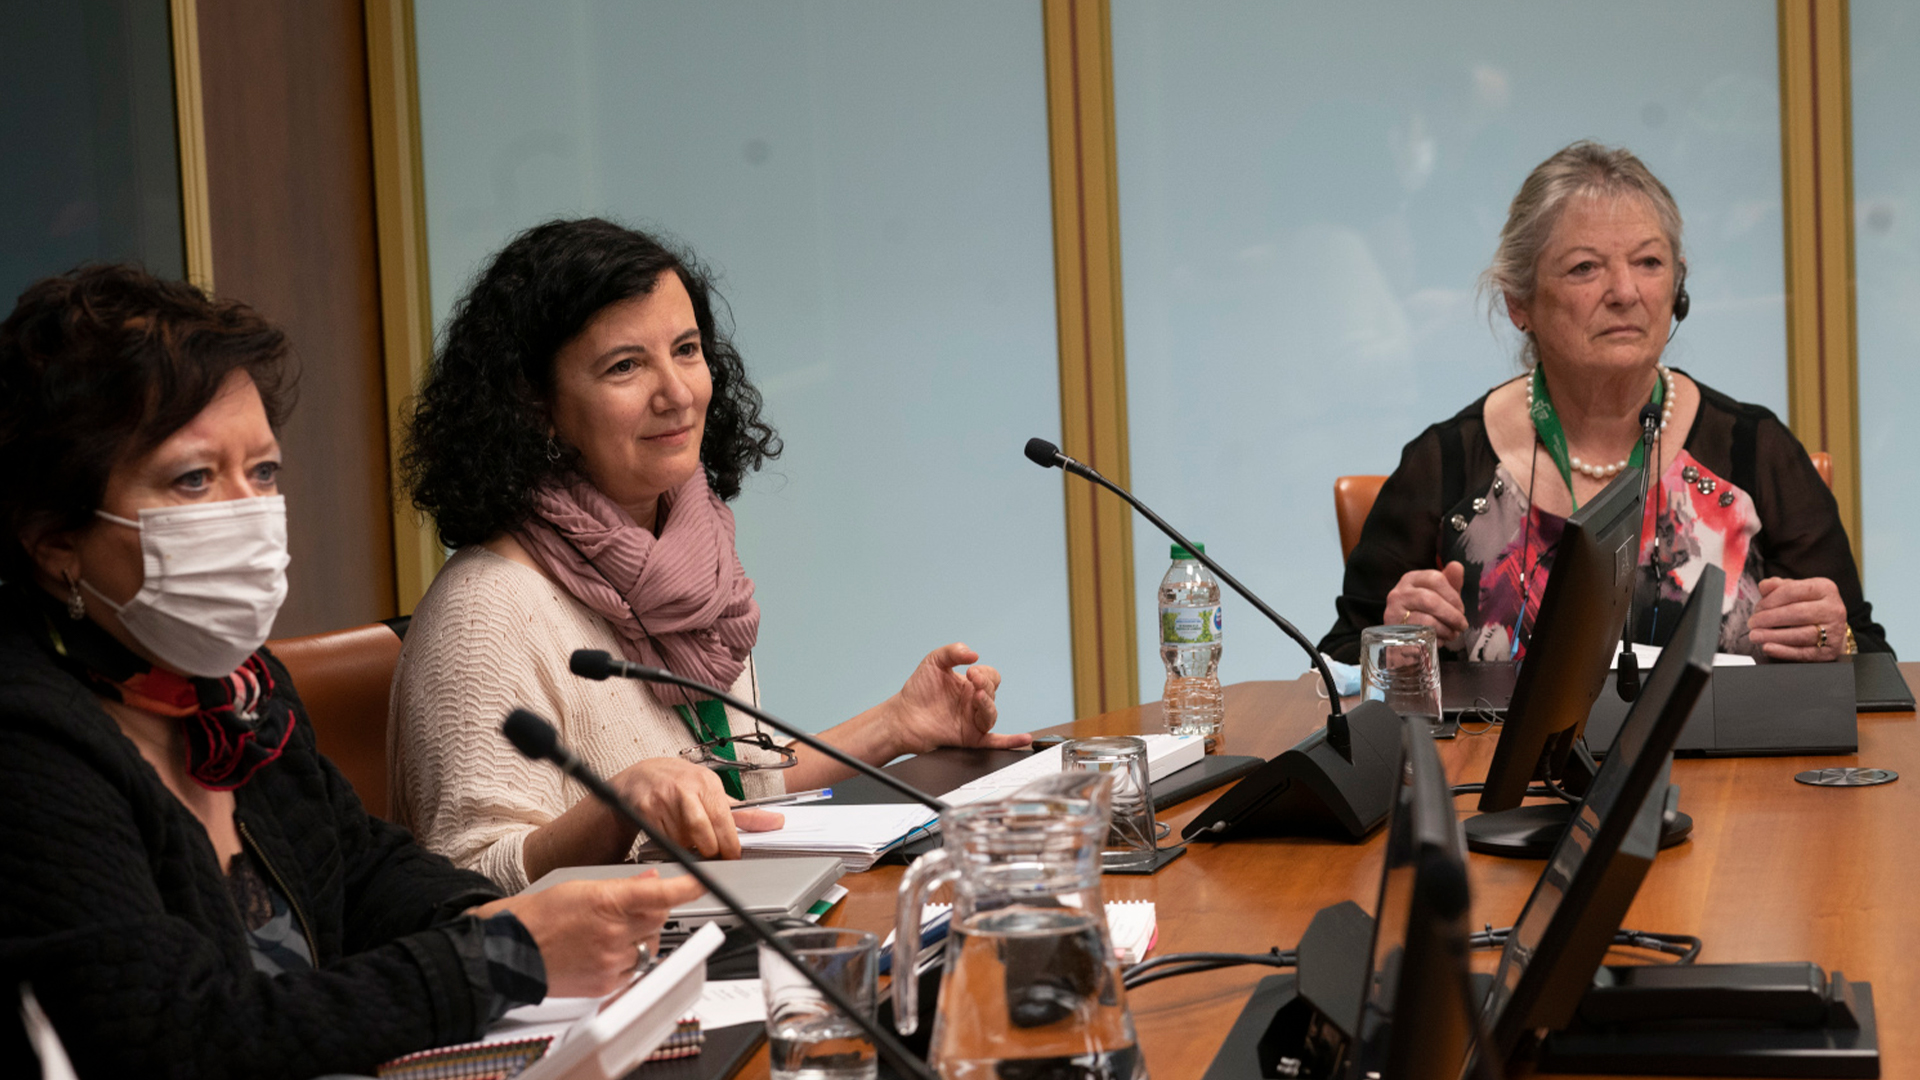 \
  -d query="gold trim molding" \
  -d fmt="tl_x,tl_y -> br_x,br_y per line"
169,0 -> 213,291
365,0 -> 445,613
1043,0 -> 1137,717
1778,0 -> 1863,570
